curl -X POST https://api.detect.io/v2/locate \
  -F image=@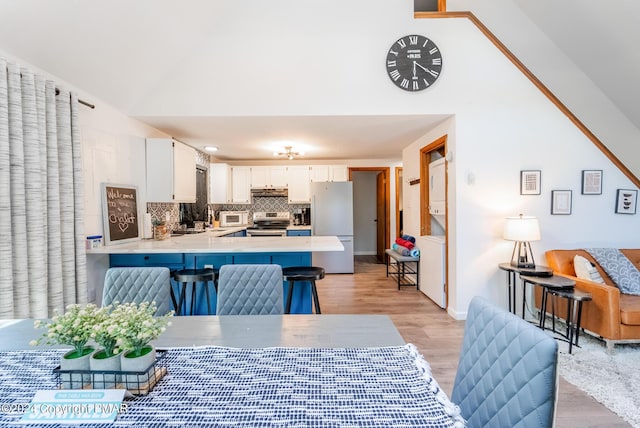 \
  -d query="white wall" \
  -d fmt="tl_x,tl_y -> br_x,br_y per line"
80,106 -> 168,236
448,0 -> 640,178
403,50 -> 639,320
